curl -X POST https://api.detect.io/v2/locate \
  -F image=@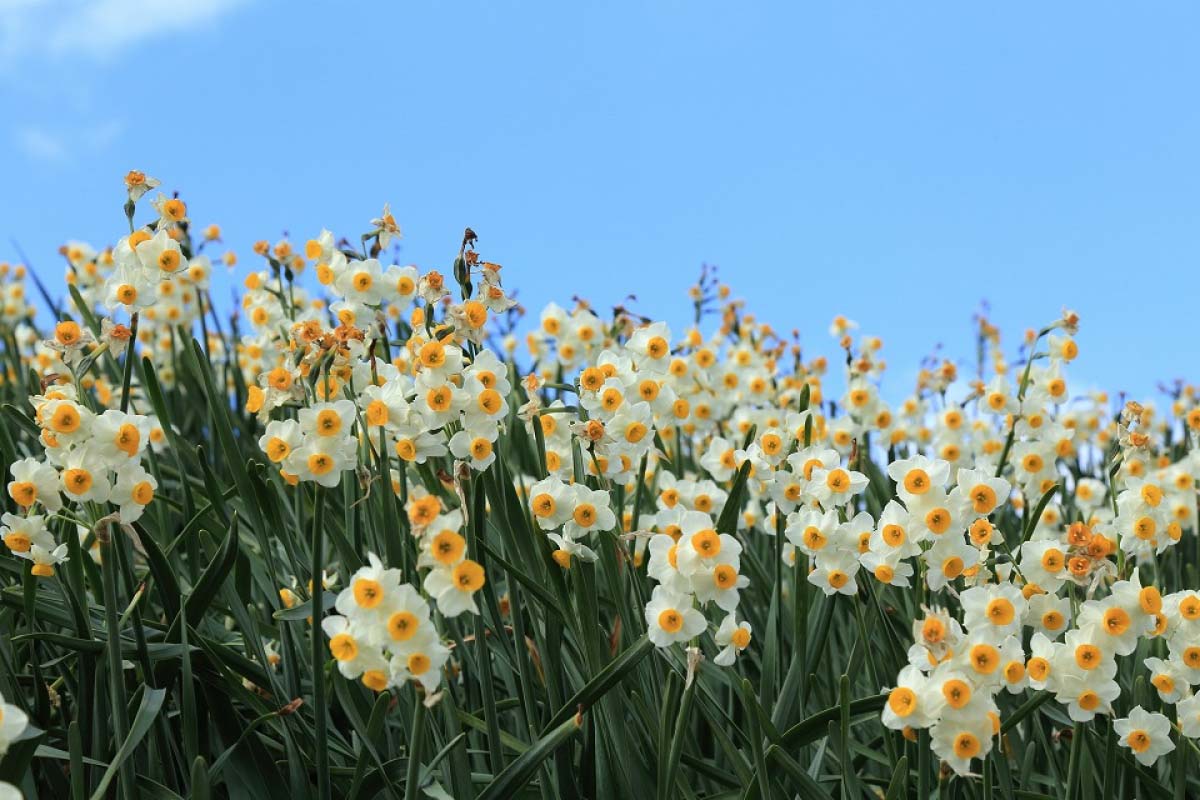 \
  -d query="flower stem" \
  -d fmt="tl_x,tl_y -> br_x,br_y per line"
310,488 -> 330,800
